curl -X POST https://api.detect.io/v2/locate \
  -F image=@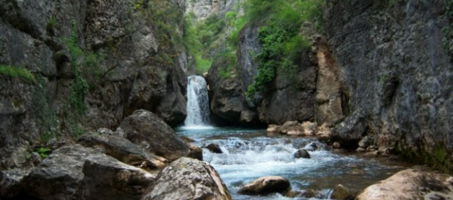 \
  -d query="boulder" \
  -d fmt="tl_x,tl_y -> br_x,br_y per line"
333,142 -> 341,149
238,176 -> 291,196
358,136 -> 373,148
119,110 -> 190,160
76,154 -> 156,200
141,157 -> 231,200
187,143 -> 203,161
21,144 -> 156,200
205,143 -> 223,154
316,123 -> 333,138
22,145 -> 102,199
294,149 -> 311,159
0,169 -> 30,198
78,133 -> 168,170
331,184 -> 355,200
333,108 -> 367,146
300,121 -> 317,136
357,167 -> 453,200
